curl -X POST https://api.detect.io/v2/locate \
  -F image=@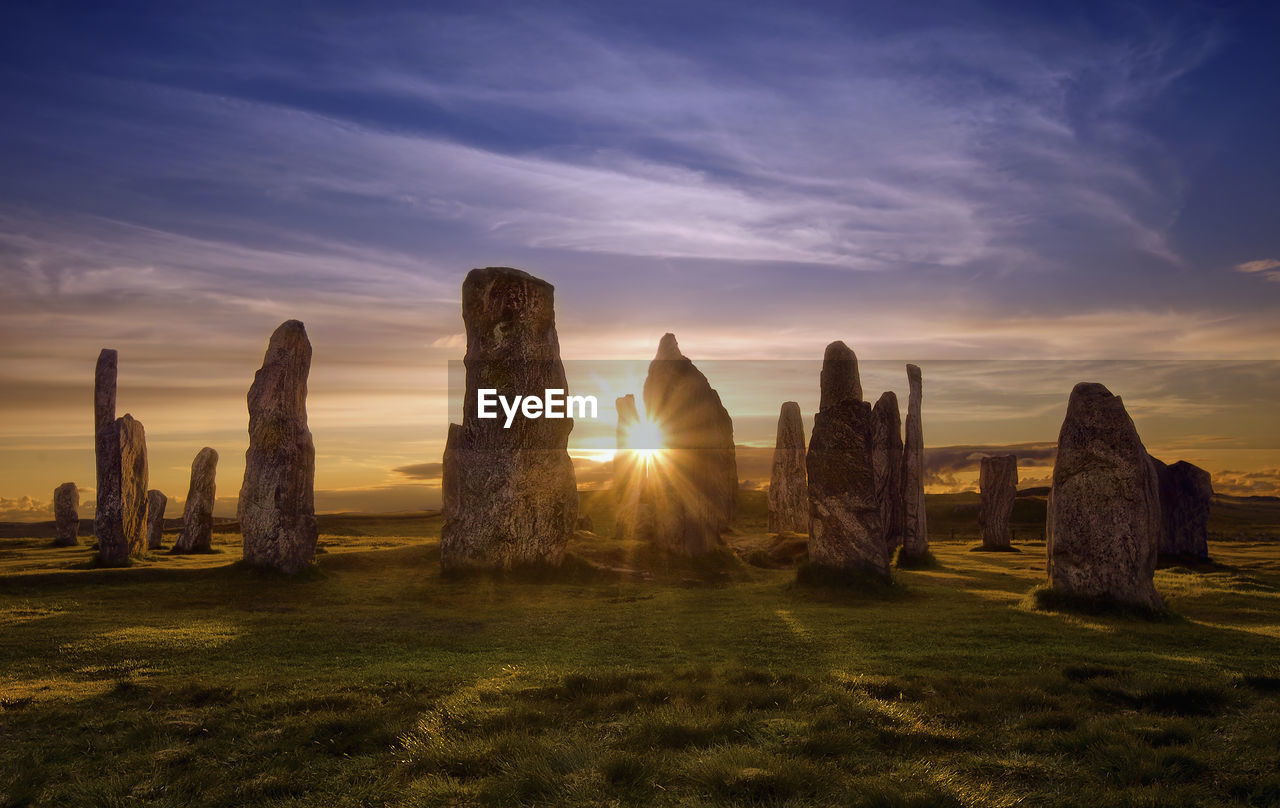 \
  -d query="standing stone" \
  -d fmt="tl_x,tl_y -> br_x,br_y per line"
899,364 -> 929,564
806,396 -> 886,580
145,489 -> 167,550
441,423 -> 461,524
441,268 -> 577,570
871,392 -> 904,551
115,414 -> 149,561
1047,382 -> 1162,609
239,320 -> 317,574
639,333 -> 738,555
820,341 -> 862,409
93,348 -> 125,561
53,482 -> 79,547
768,401 -> 808,534
174,447 -> 218,553
979,455 -> 1018,550
1152,458 -> 1213,561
